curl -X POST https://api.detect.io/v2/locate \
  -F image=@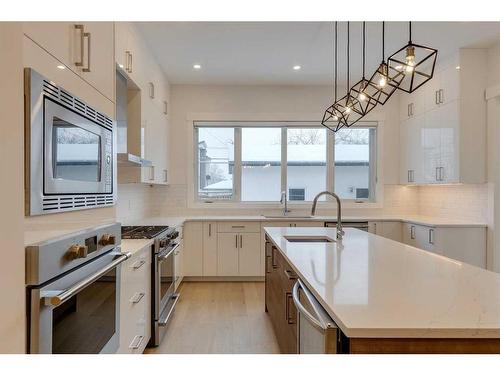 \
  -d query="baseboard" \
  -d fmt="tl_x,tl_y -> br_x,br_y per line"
183,276 -> 265,282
